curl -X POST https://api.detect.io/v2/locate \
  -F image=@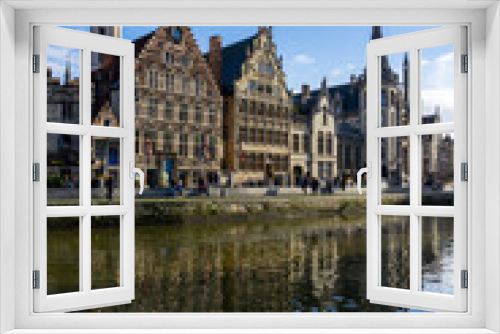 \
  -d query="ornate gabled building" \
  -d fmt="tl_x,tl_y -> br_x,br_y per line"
291,26 -> 412,185
291,78 -> 339,184
133,26 -> 223,189
207,26 -> 293,186
292,76 -> 366,183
